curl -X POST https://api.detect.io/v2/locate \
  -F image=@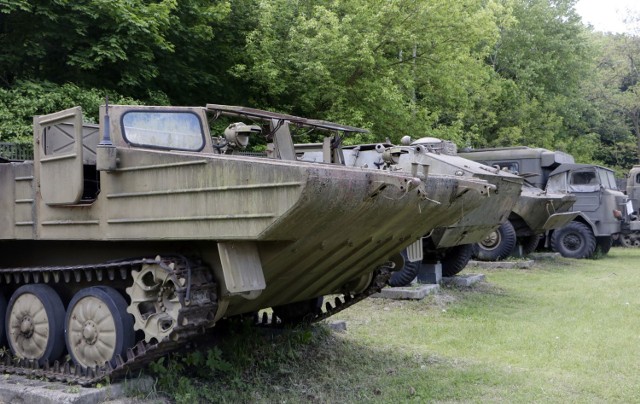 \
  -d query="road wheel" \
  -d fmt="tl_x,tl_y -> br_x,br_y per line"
474,221 -> 517,261
550,222 -> 596,259
65,286 -> 135,369
595,236 -> 612,256
441,244 -> 474,277
6,284 -> 65,365
619,232 -> 640,247
519,234 -> 542,256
